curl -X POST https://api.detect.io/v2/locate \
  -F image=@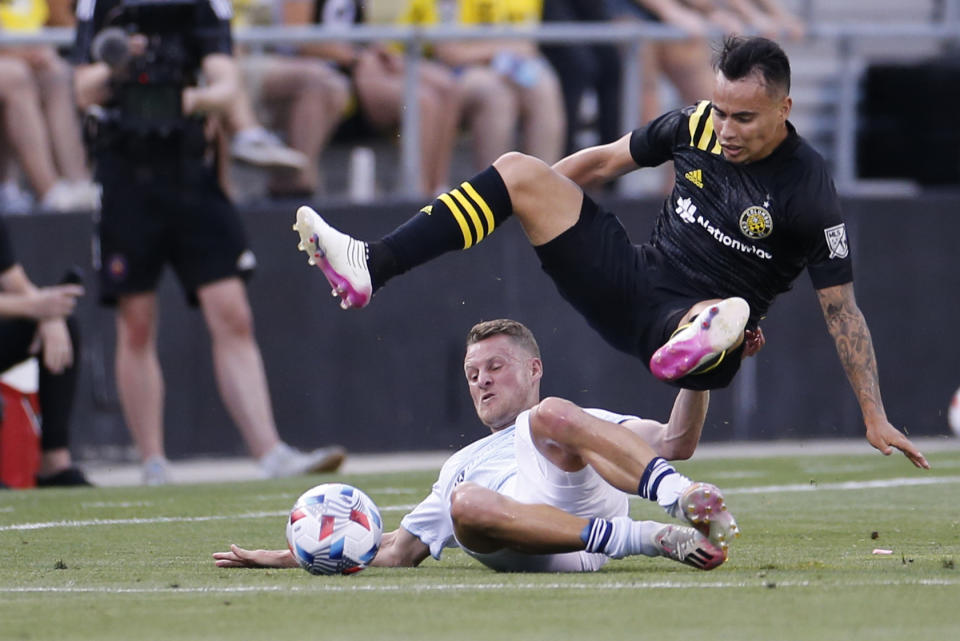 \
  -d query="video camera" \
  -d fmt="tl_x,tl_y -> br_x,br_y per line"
90,0 -> 203,139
